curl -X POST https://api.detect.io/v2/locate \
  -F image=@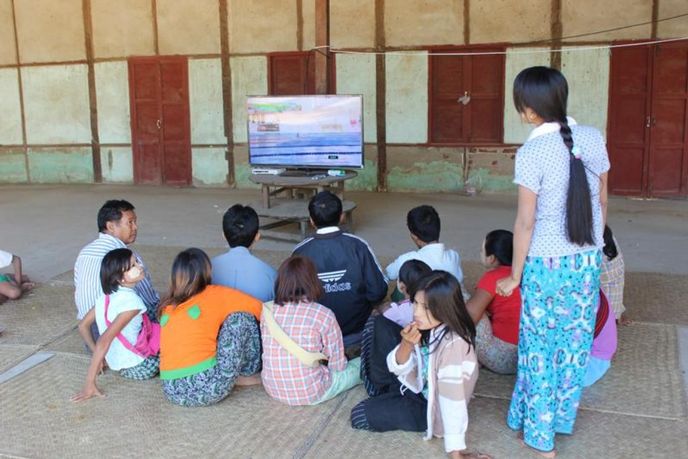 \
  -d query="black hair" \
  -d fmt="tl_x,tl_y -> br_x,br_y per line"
513,66 -> 594,246
308,191 -> 342,228
413,270 -> 476,351
484,229 -> 514,266
407,205 -> 440,243
222,204 -> 259,248
398,259 -> 432,298
602,225 -> 618,260
160,248 -> 212,309
100,248 -> 134,295
97,200 -> 135,233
